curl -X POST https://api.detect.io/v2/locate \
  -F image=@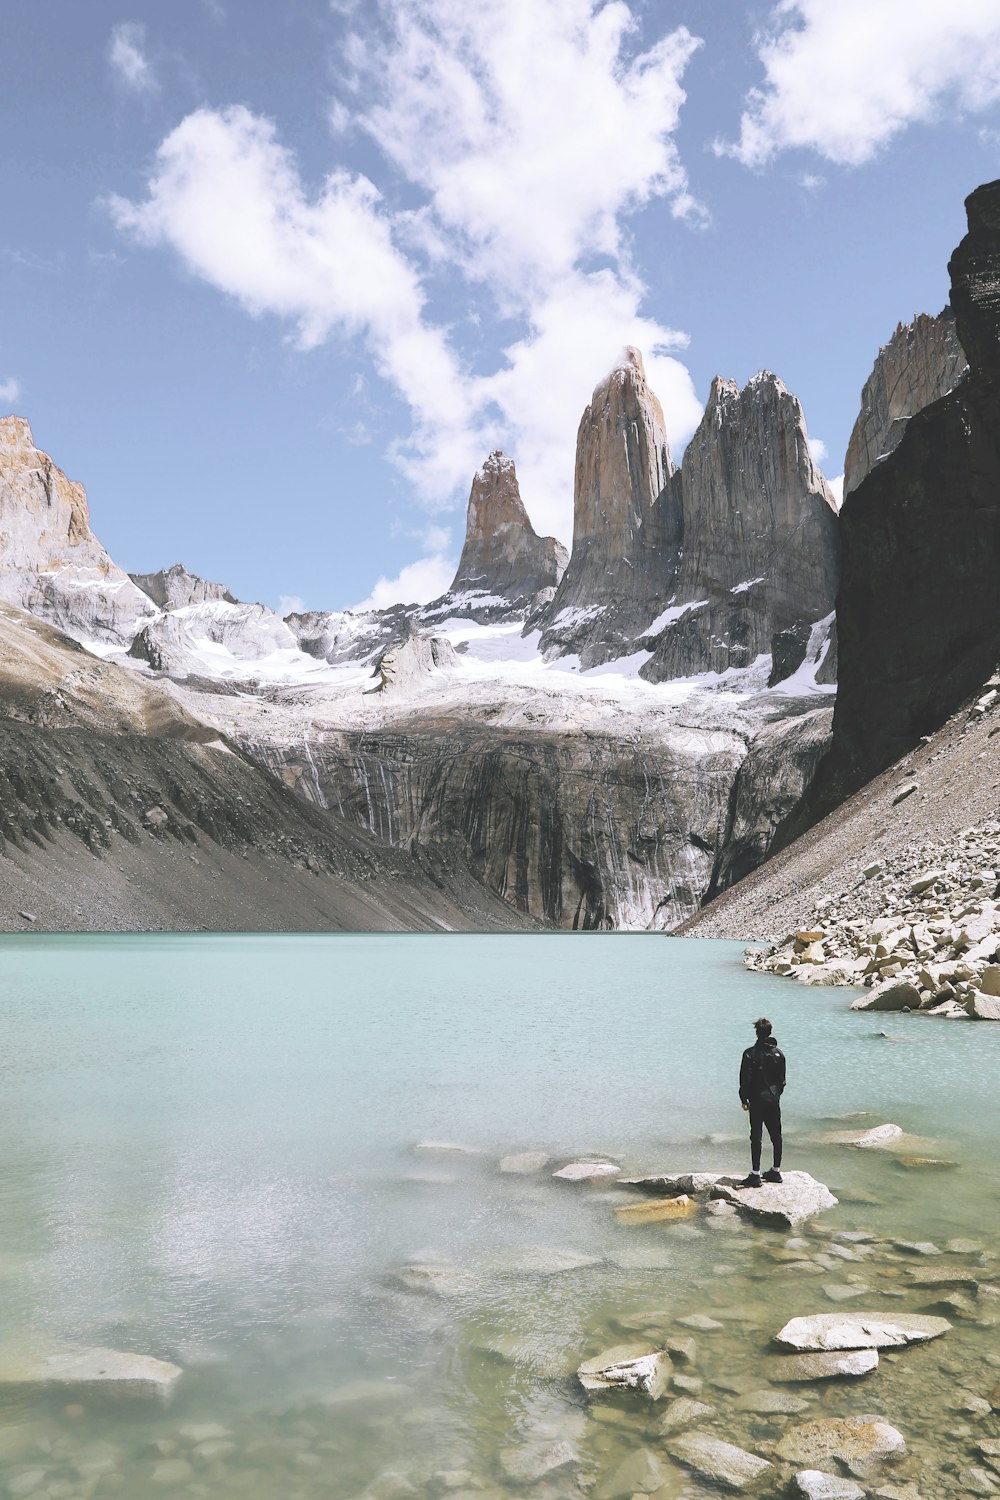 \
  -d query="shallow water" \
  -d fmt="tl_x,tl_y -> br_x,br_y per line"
0,932 -> 998,1497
